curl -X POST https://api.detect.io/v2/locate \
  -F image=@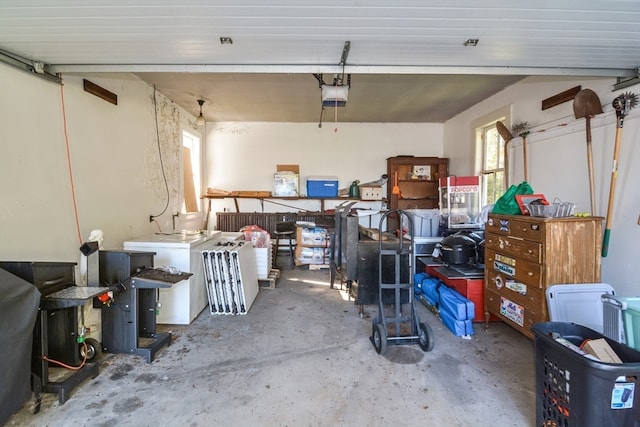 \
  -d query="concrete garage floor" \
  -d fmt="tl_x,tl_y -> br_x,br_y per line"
6,267 -> 535,427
